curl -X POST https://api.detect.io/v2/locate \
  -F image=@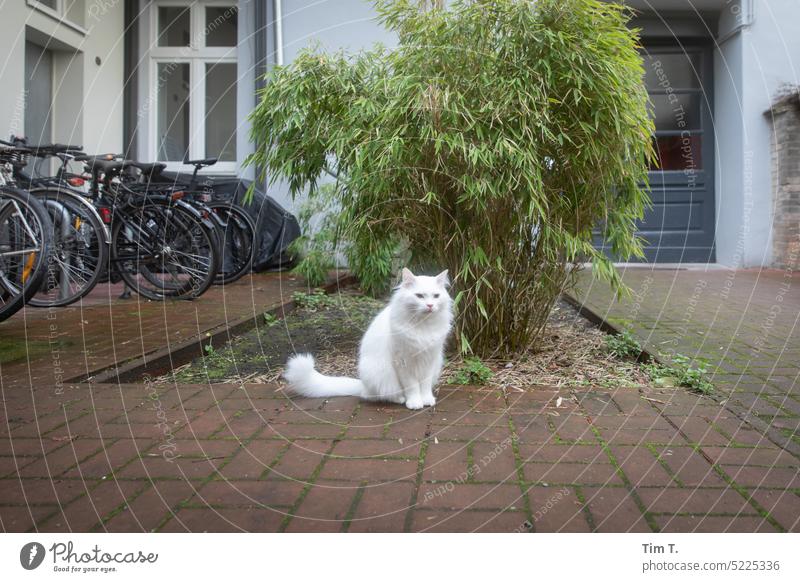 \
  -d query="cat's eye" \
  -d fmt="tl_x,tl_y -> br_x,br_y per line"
433,294 -> 440,298
415,293 -> 425,299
